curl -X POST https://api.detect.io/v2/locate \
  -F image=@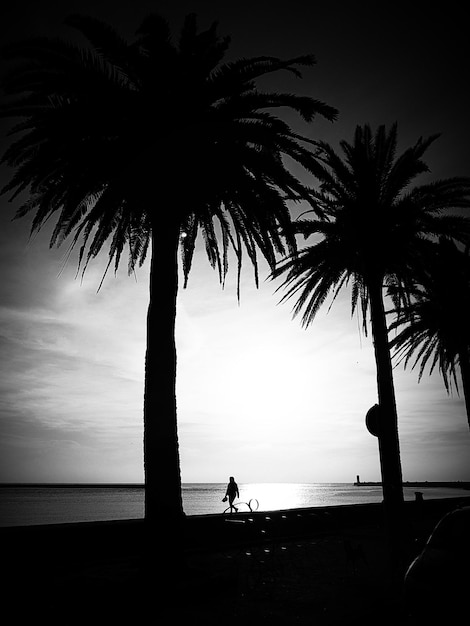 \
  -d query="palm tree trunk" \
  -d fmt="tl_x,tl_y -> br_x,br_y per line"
368,277 -> 404,534
144,220 -> 184,526
458,348 -> 470,431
